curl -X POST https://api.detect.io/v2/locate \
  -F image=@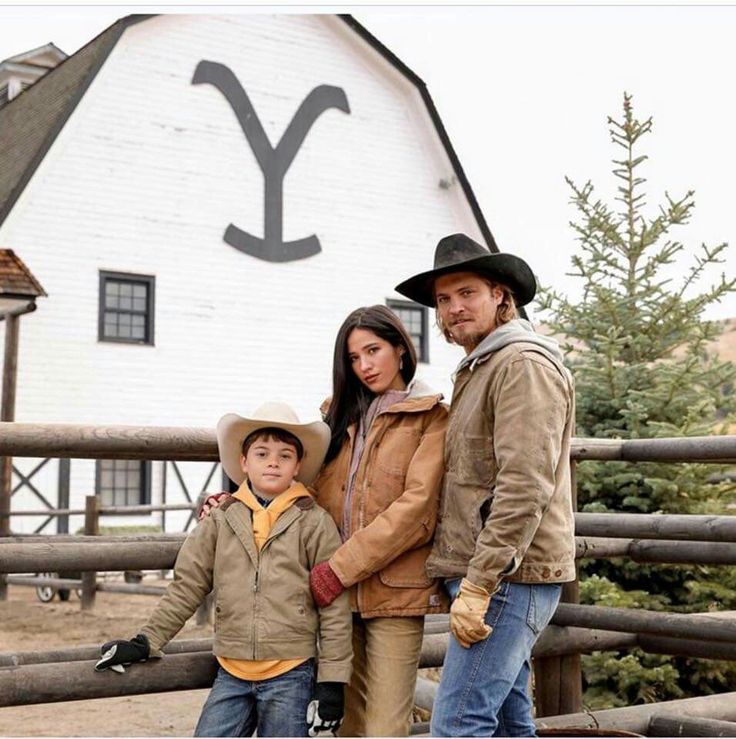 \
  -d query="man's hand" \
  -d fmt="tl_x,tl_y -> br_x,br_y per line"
197,492 -> 230,520
309,561 -> 345,608
94,634 -> 150,673
306,682 -> 344,736
450,578 -> 492,648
